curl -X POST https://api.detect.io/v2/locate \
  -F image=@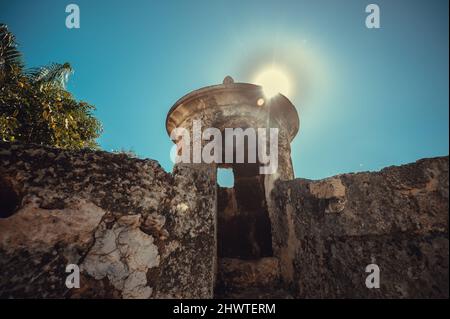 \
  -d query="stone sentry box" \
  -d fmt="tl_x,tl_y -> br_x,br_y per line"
166,76 -> 300,297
